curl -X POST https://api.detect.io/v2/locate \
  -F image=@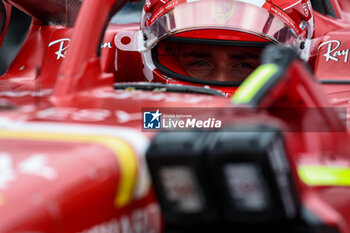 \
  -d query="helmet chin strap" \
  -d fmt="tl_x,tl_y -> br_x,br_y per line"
141,50 -> 156,82
305,35 -> 332,60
